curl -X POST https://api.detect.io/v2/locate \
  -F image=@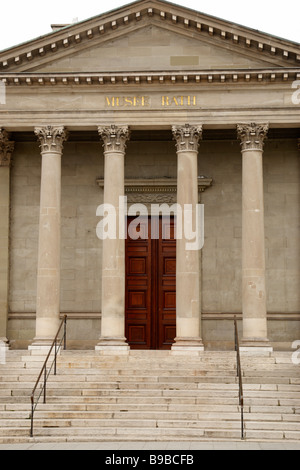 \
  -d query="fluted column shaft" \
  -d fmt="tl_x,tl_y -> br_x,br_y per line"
237,123 -> 272,351
96,125 -> 130,352
0,130 -> 14,346
31,126 -> 68,348
172,124 -> 204,352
